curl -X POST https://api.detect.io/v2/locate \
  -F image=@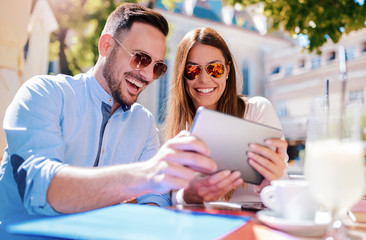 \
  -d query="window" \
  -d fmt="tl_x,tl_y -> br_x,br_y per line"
362,42 -> 366,52
157,60 -> 169,123
311,56 -> 321,69
327,51 -> 336,61
285,64 -> 293,76
345,47 -> 355,61
276,102 -> 288,118
349,90 -> 364,104
241,63 -> 250,95
298,59 -> 305,68
271,66 -> 280,75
